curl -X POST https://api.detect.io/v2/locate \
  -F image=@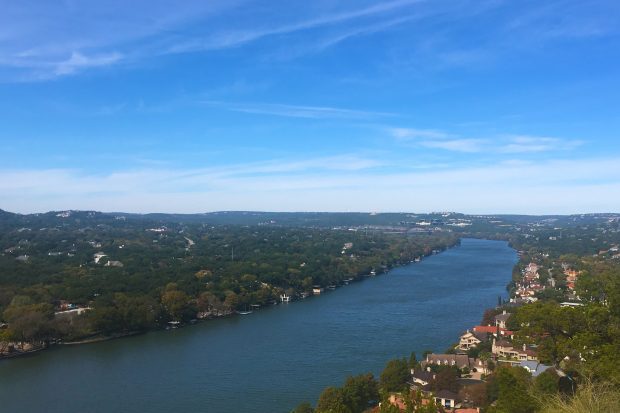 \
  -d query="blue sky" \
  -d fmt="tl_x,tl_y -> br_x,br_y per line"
1,0 -> 619,214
